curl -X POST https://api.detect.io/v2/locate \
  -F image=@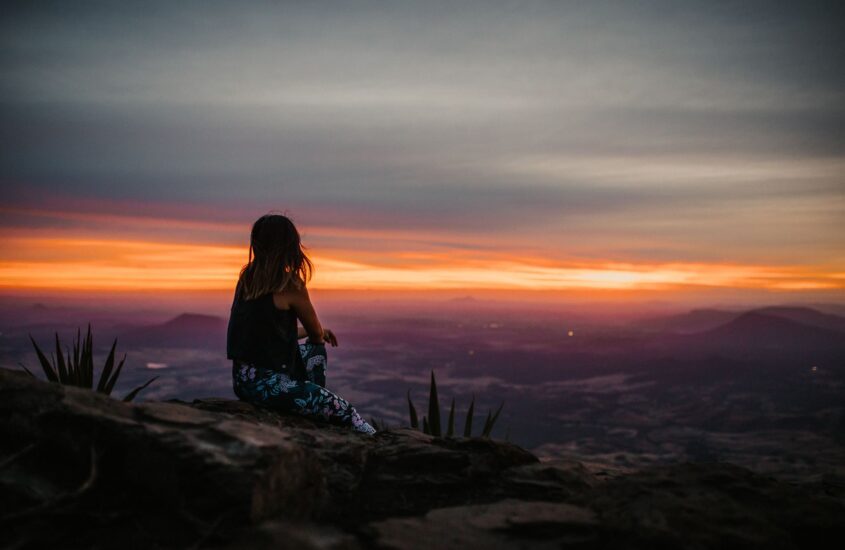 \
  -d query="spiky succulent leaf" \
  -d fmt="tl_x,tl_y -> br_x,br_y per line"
28,334 -> 57,382
17,362 -> 36,378
104,353 -> 127,395
97,338 -> 118,393
66,348 -> 73,383
489,400 -> 504,428
74,328 -> 88,386
481,410 -> 492,438
122,376 -> 159,402
54,332 -> 69,383
73,327 -> 80,375
427,370 -> 441,436
481,401 -> 505,438
84,323 -> 95,388
422,415 -> 429,435
463,393 -> 475,437
66,330 -> 77,385
446,397 -> 455,437
407,389 -> 419,428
